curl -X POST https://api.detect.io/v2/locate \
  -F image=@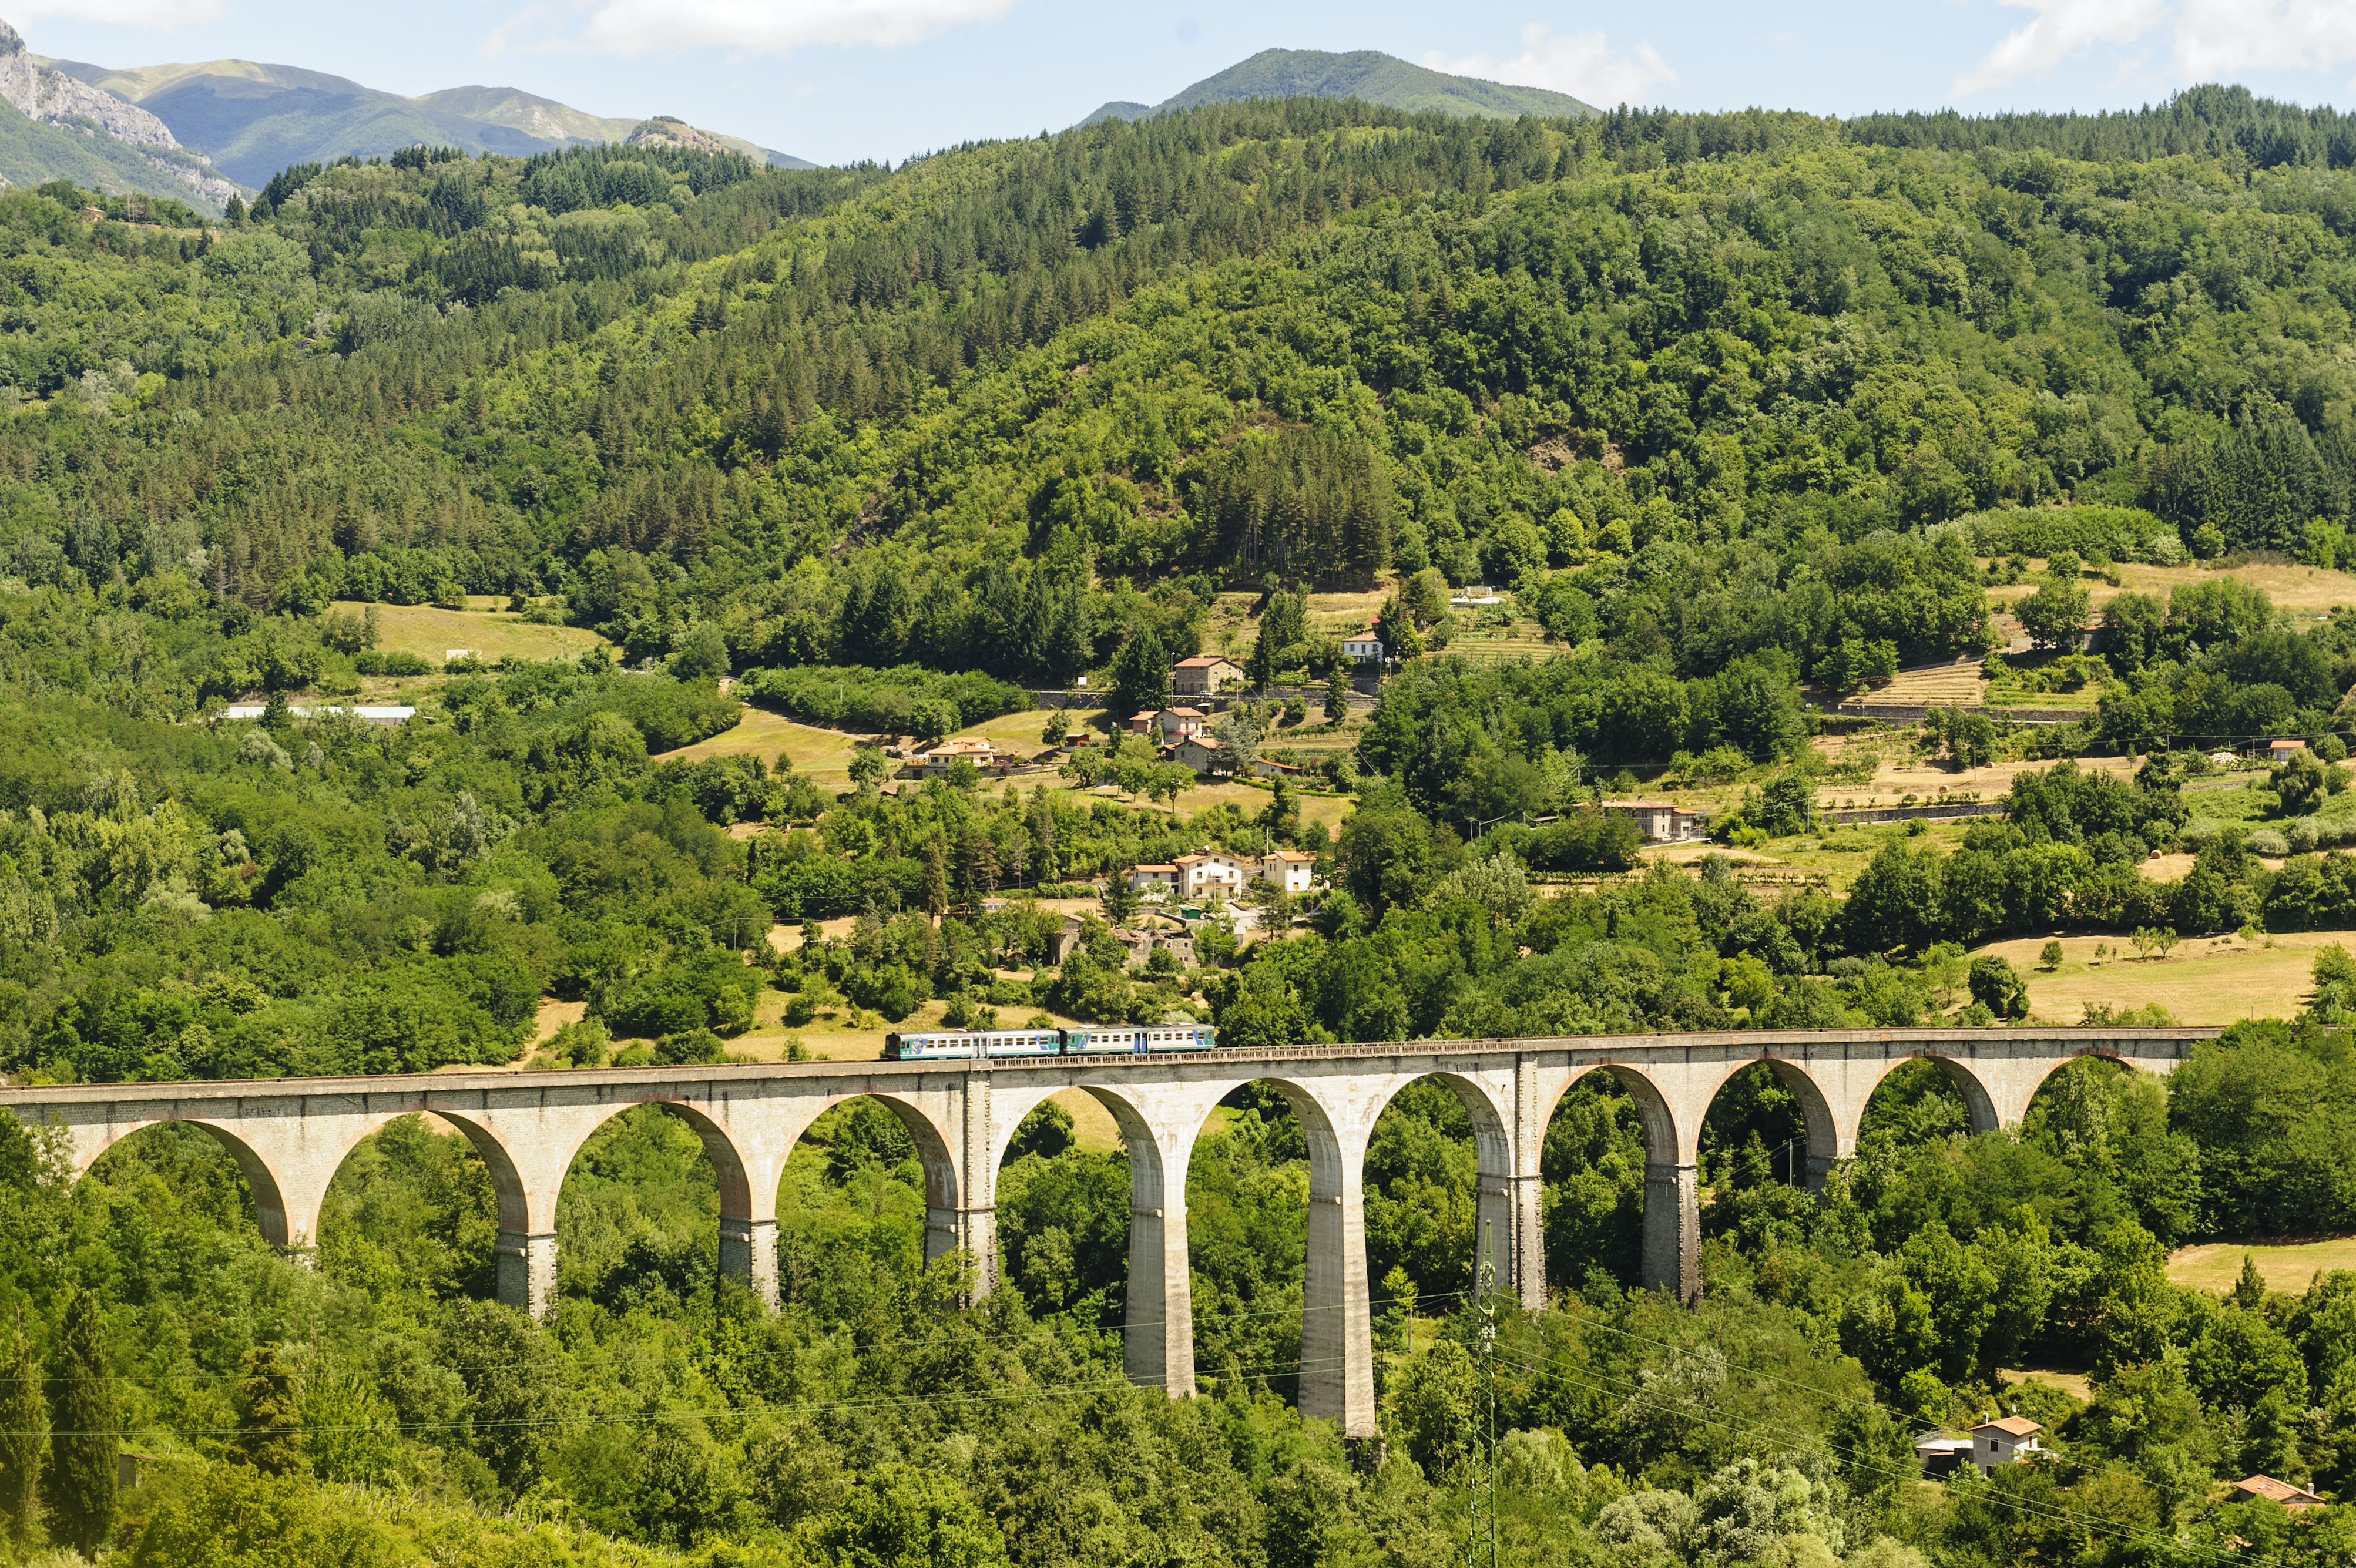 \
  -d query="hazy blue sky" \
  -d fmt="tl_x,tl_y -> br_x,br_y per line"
14,0 -> 2356,166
